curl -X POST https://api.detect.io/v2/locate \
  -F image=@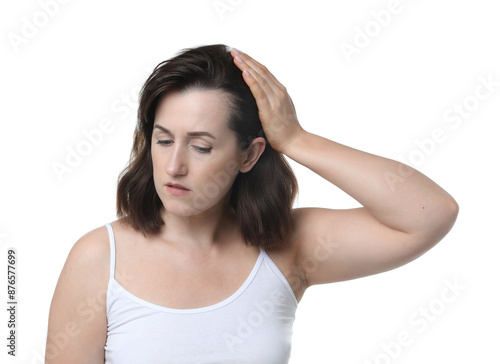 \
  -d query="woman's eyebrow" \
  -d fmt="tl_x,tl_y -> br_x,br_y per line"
153,124 -> 216,140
